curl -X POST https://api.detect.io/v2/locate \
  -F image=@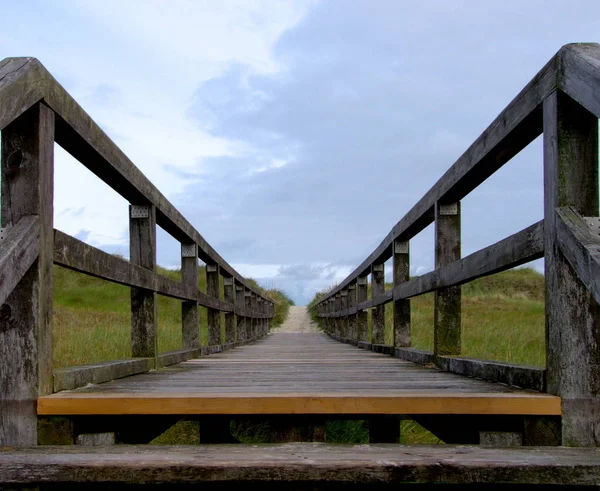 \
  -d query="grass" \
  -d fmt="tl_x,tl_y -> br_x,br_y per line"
51,264 -> 544,445
52,263 -> 292,367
